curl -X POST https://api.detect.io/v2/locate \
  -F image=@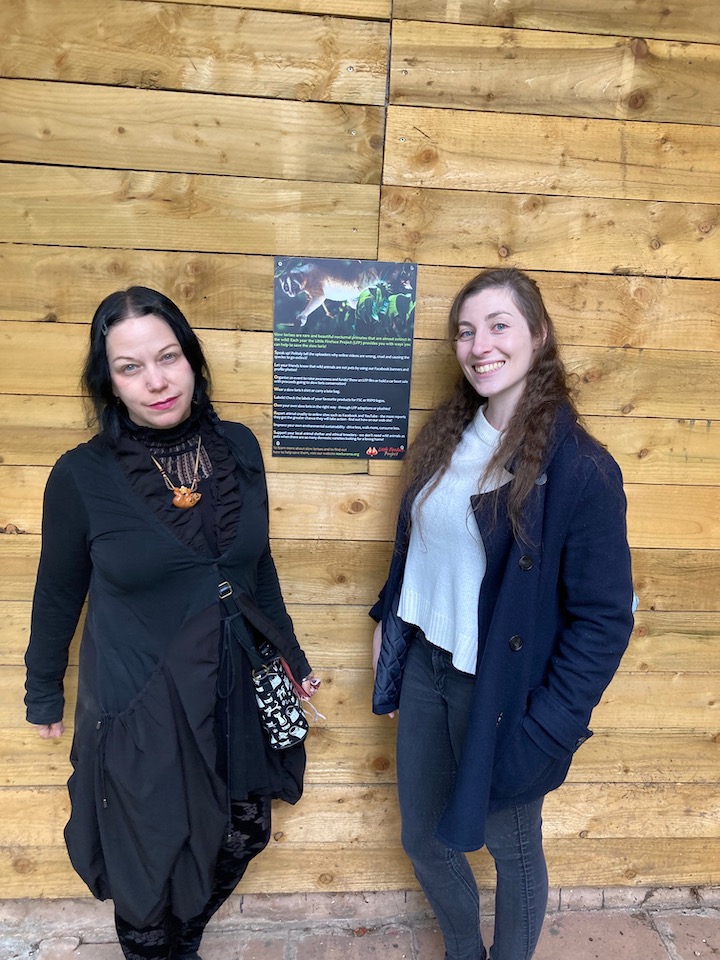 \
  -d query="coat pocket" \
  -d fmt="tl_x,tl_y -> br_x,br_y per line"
490,713 -> 570,801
